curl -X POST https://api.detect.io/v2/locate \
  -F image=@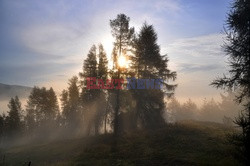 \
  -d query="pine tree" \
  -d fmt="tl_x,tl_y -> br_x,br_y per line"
98,44 -> 108,80
61,76 -> 81,132
6,96 -> 23,137
132,23 -> 176,129
110,14 -> 135,136
47,87 -> 60,122
25,105 -> 36,136
79,45 -> 100,135
80,45 -> 98,87
79,44 -> 110,135
211,0 -> 250,163
96,44 -> 109,135
110,14 -> 134,69
60,89 -> 69,127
